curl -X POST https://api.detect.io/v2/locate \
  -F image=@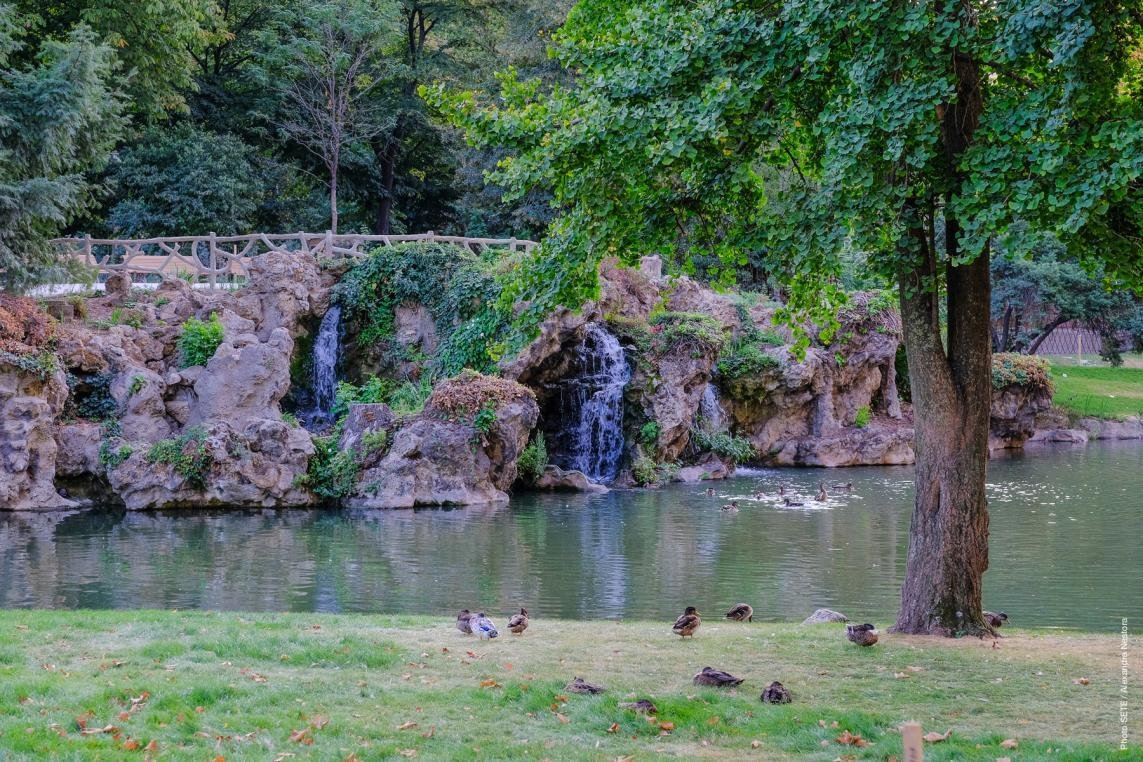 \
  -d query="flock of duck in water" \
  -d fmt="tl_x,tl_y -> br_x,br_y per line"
711,480 -> 855,512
